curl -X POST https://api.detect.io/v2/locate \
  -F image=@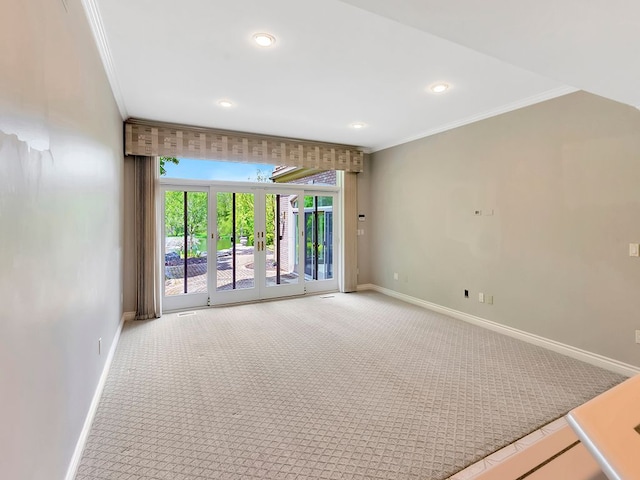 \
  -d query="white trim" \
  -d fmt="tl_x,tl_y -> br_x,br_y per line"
80,0 -> 128,119
357,283 -> 640,378
160,177 -> 340,193
369,86 -> 579,153
64,312 -> 128,480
